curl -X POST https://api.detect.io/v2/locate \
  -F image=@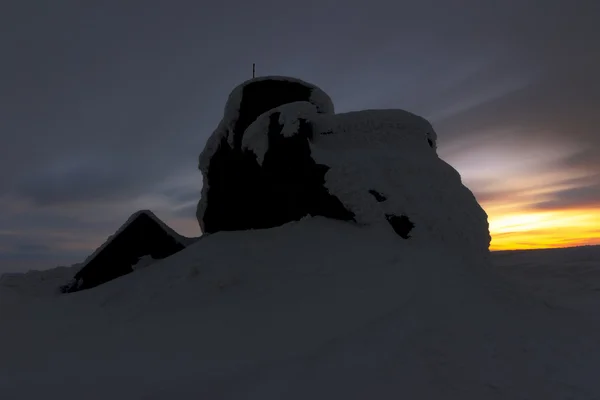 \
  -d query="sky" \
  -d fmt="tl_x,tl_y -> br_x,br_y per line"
1,0 -> 599,273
